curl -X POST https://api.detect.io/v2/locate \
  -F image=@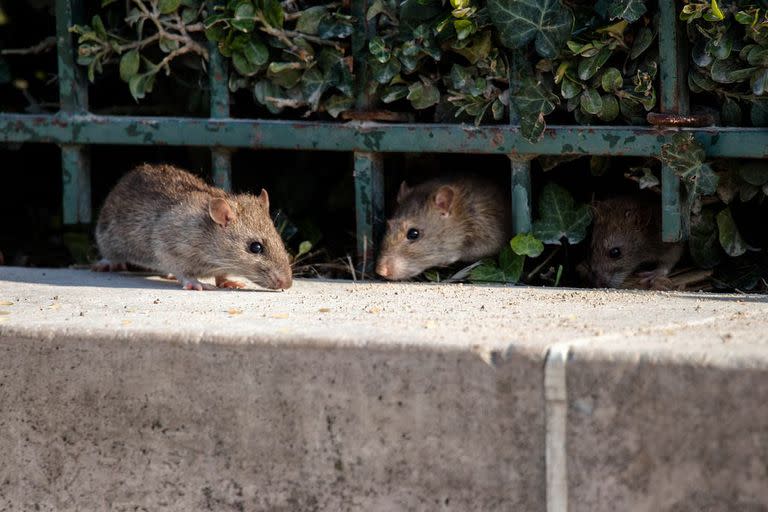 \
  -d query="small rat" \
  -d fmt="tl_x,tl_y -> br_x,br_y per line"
94,164 -> 292,291
585,196 -> 683,289
376,177 -> 511,280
